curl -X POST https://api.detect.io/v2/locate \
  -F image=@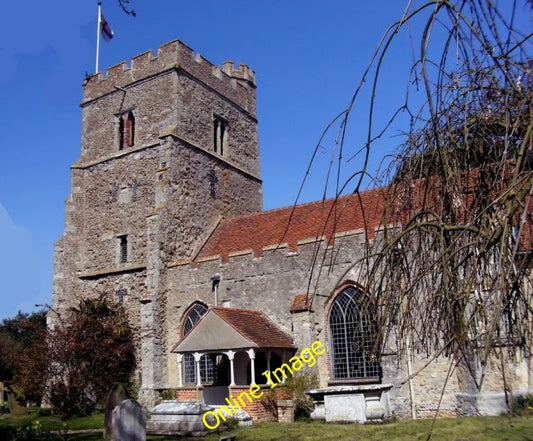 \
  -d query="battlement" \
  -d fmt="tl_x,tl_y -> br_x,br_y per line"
168,227 -> 371,268
82,39 -> 256,109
